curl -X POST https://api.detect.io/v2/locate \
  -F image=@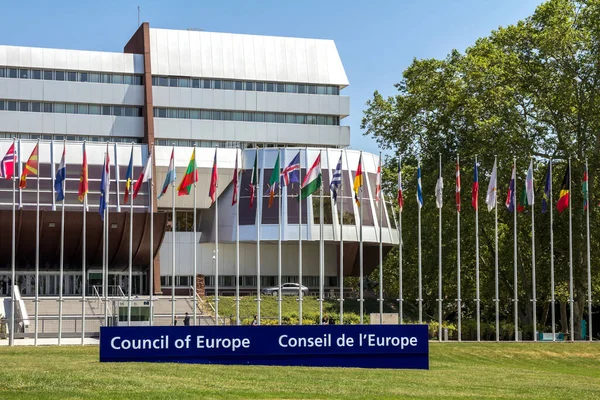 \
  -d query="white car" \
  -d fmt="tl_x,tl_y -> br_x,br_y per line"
261,283 -> 309,296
